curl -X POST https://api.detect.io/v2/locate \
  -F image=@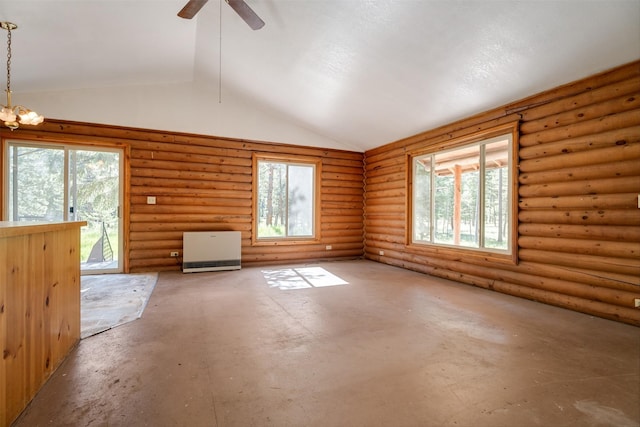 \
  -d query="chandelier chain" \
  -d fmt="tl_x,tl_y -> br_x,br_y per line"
5,24 -> 10,93
0,21 -> 44,129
